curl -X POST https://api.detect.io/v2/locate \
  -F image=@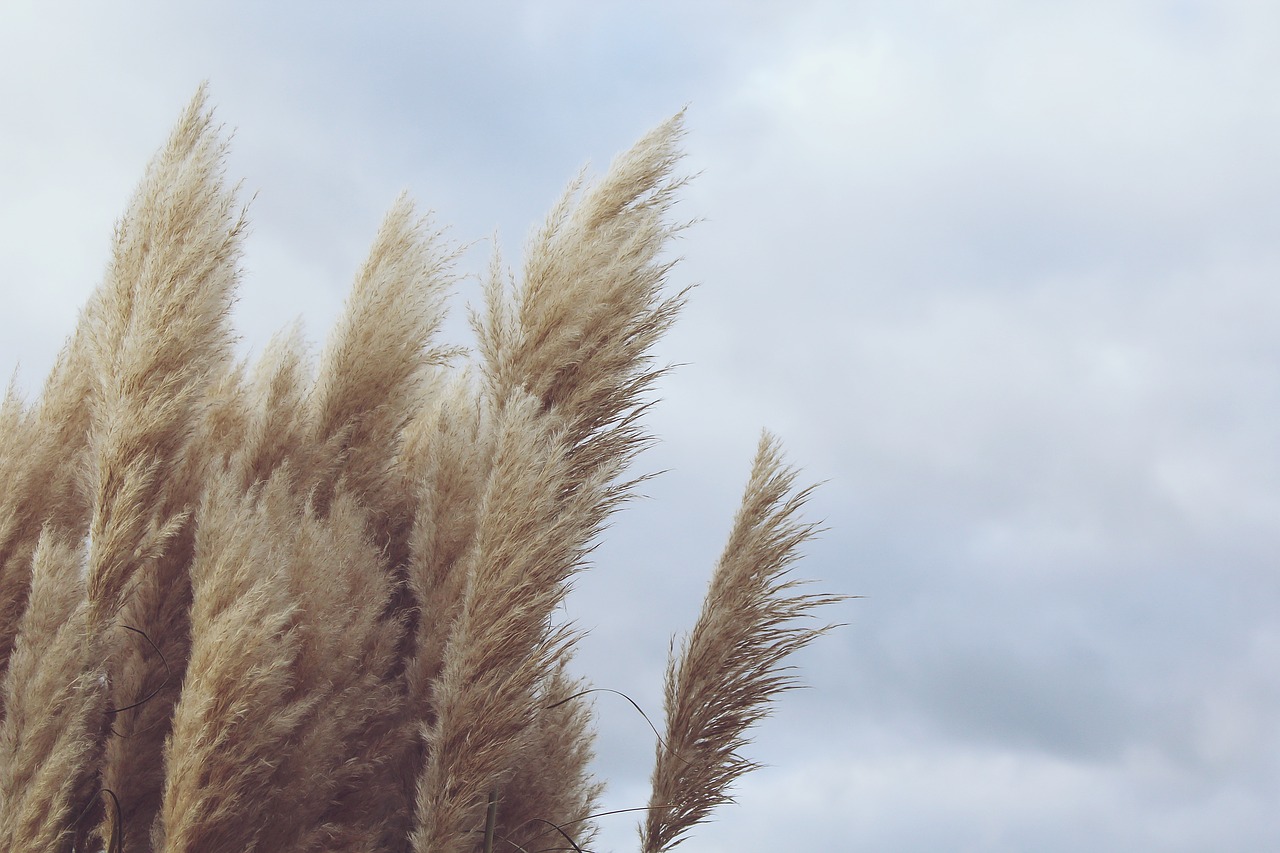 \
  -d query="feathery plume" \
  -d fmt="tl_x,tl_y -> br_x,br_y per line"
223,324 -> 310,491
412,391 -> 601,853
476,112 -> 688,483
308,193 -> 458,524
154,473 -> 306,852
80,82 -> 241,622
0,389 -> 44,705
0,330 -> 95,714
400,374 -> 493,716
411,114 -> 693,850
0,534 -> 109,853
77,84 -> 244,850
641,433 -> 844,853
